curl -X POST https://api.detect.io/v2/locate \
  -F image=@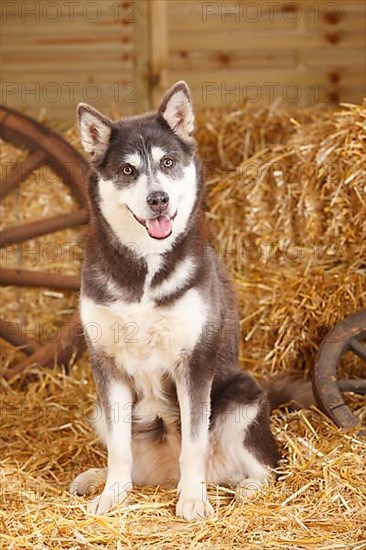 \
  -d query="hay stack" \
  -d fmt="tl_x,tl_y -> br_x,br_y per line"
198,101 -> 366,379
0,102 -> 365,549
